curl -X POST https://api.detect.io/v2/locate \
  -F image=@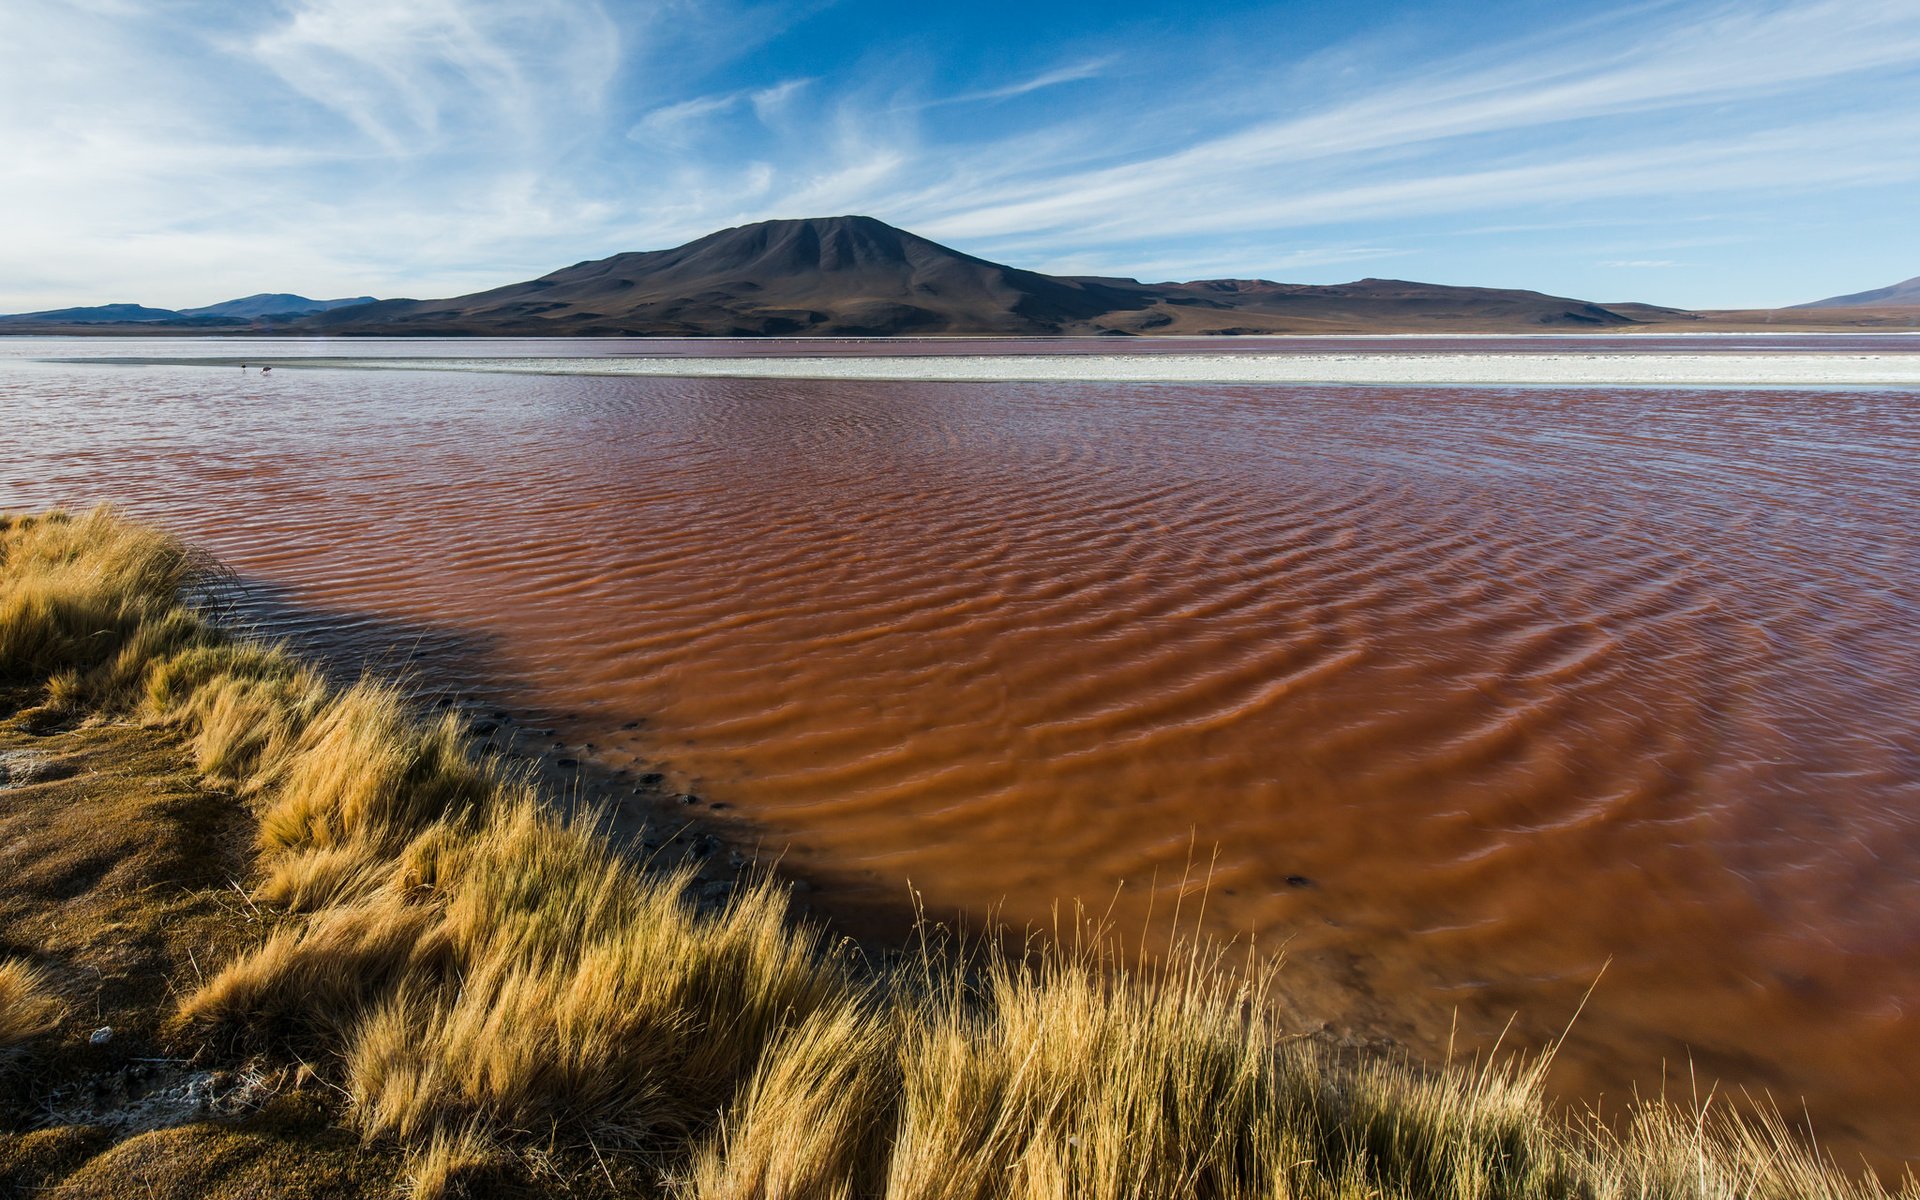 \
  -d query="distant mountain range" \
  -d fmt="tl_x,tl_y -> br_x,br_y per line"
3,217 -> 1915,336
1794,275 -> 1920,308
0,293 -> 375,326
